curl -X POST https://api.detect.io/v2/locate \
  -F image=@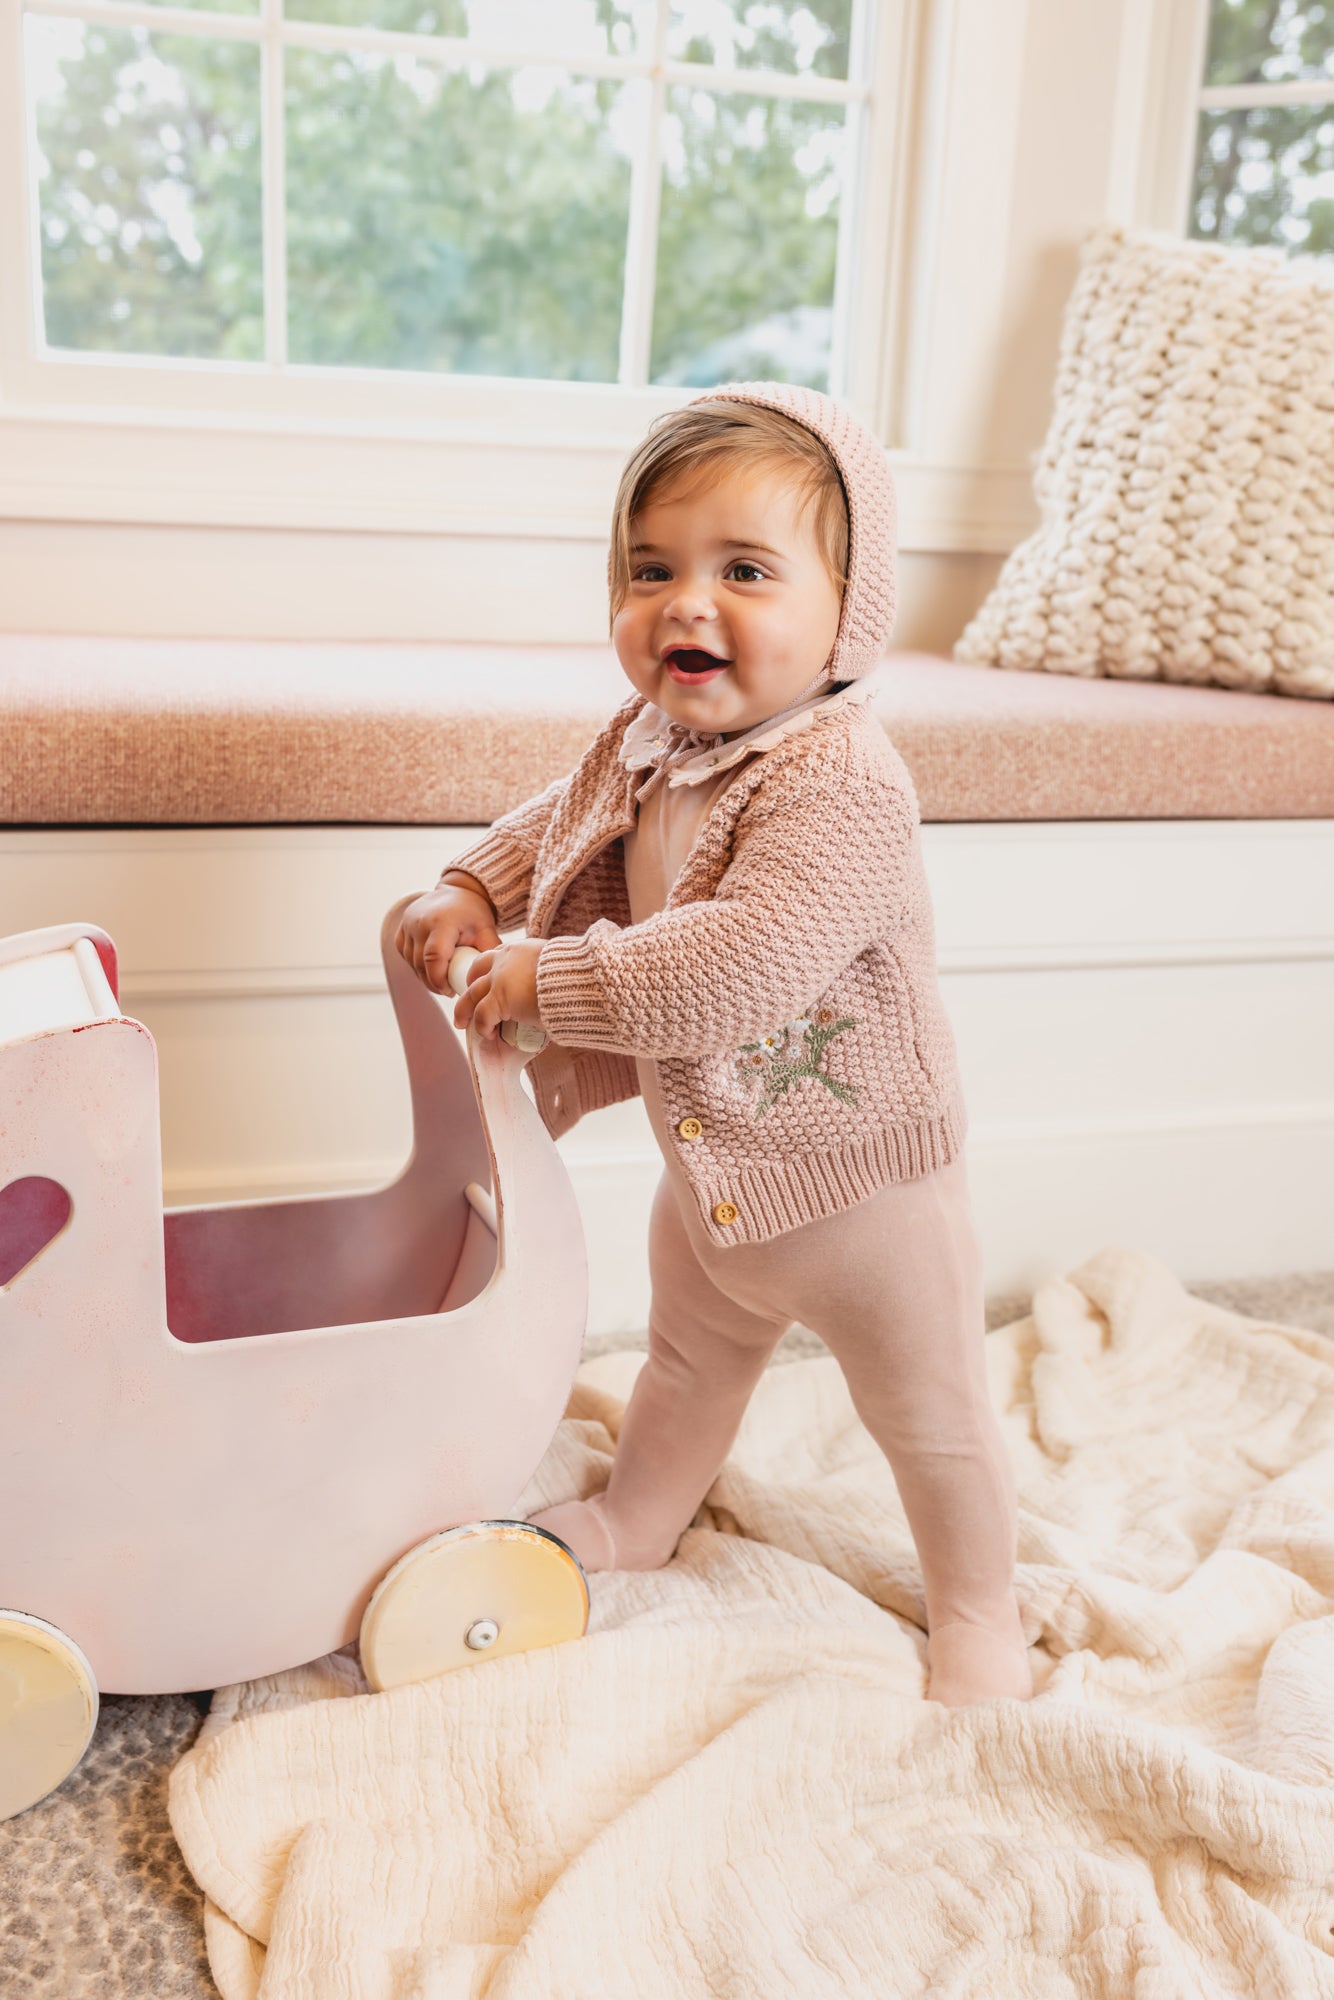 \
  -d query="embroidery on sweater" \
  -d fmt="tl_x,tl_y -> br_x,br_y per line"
733,1007 -> 859,1118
